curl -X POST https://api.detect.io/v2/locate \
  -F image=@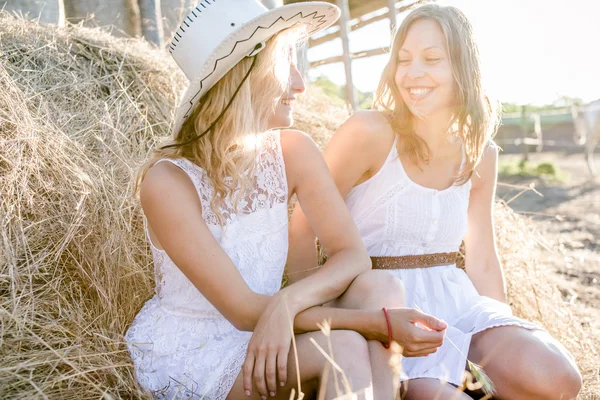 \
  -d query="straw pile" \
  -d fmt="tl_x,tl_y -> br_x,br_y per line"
0,12 -> 181,398
0,13 -> 597,399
